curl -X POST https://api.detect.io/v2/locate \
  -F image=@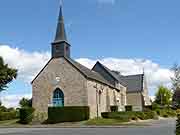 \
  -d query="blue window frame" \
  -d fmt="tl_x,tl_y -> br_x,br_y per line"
53,88 -> 64,107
